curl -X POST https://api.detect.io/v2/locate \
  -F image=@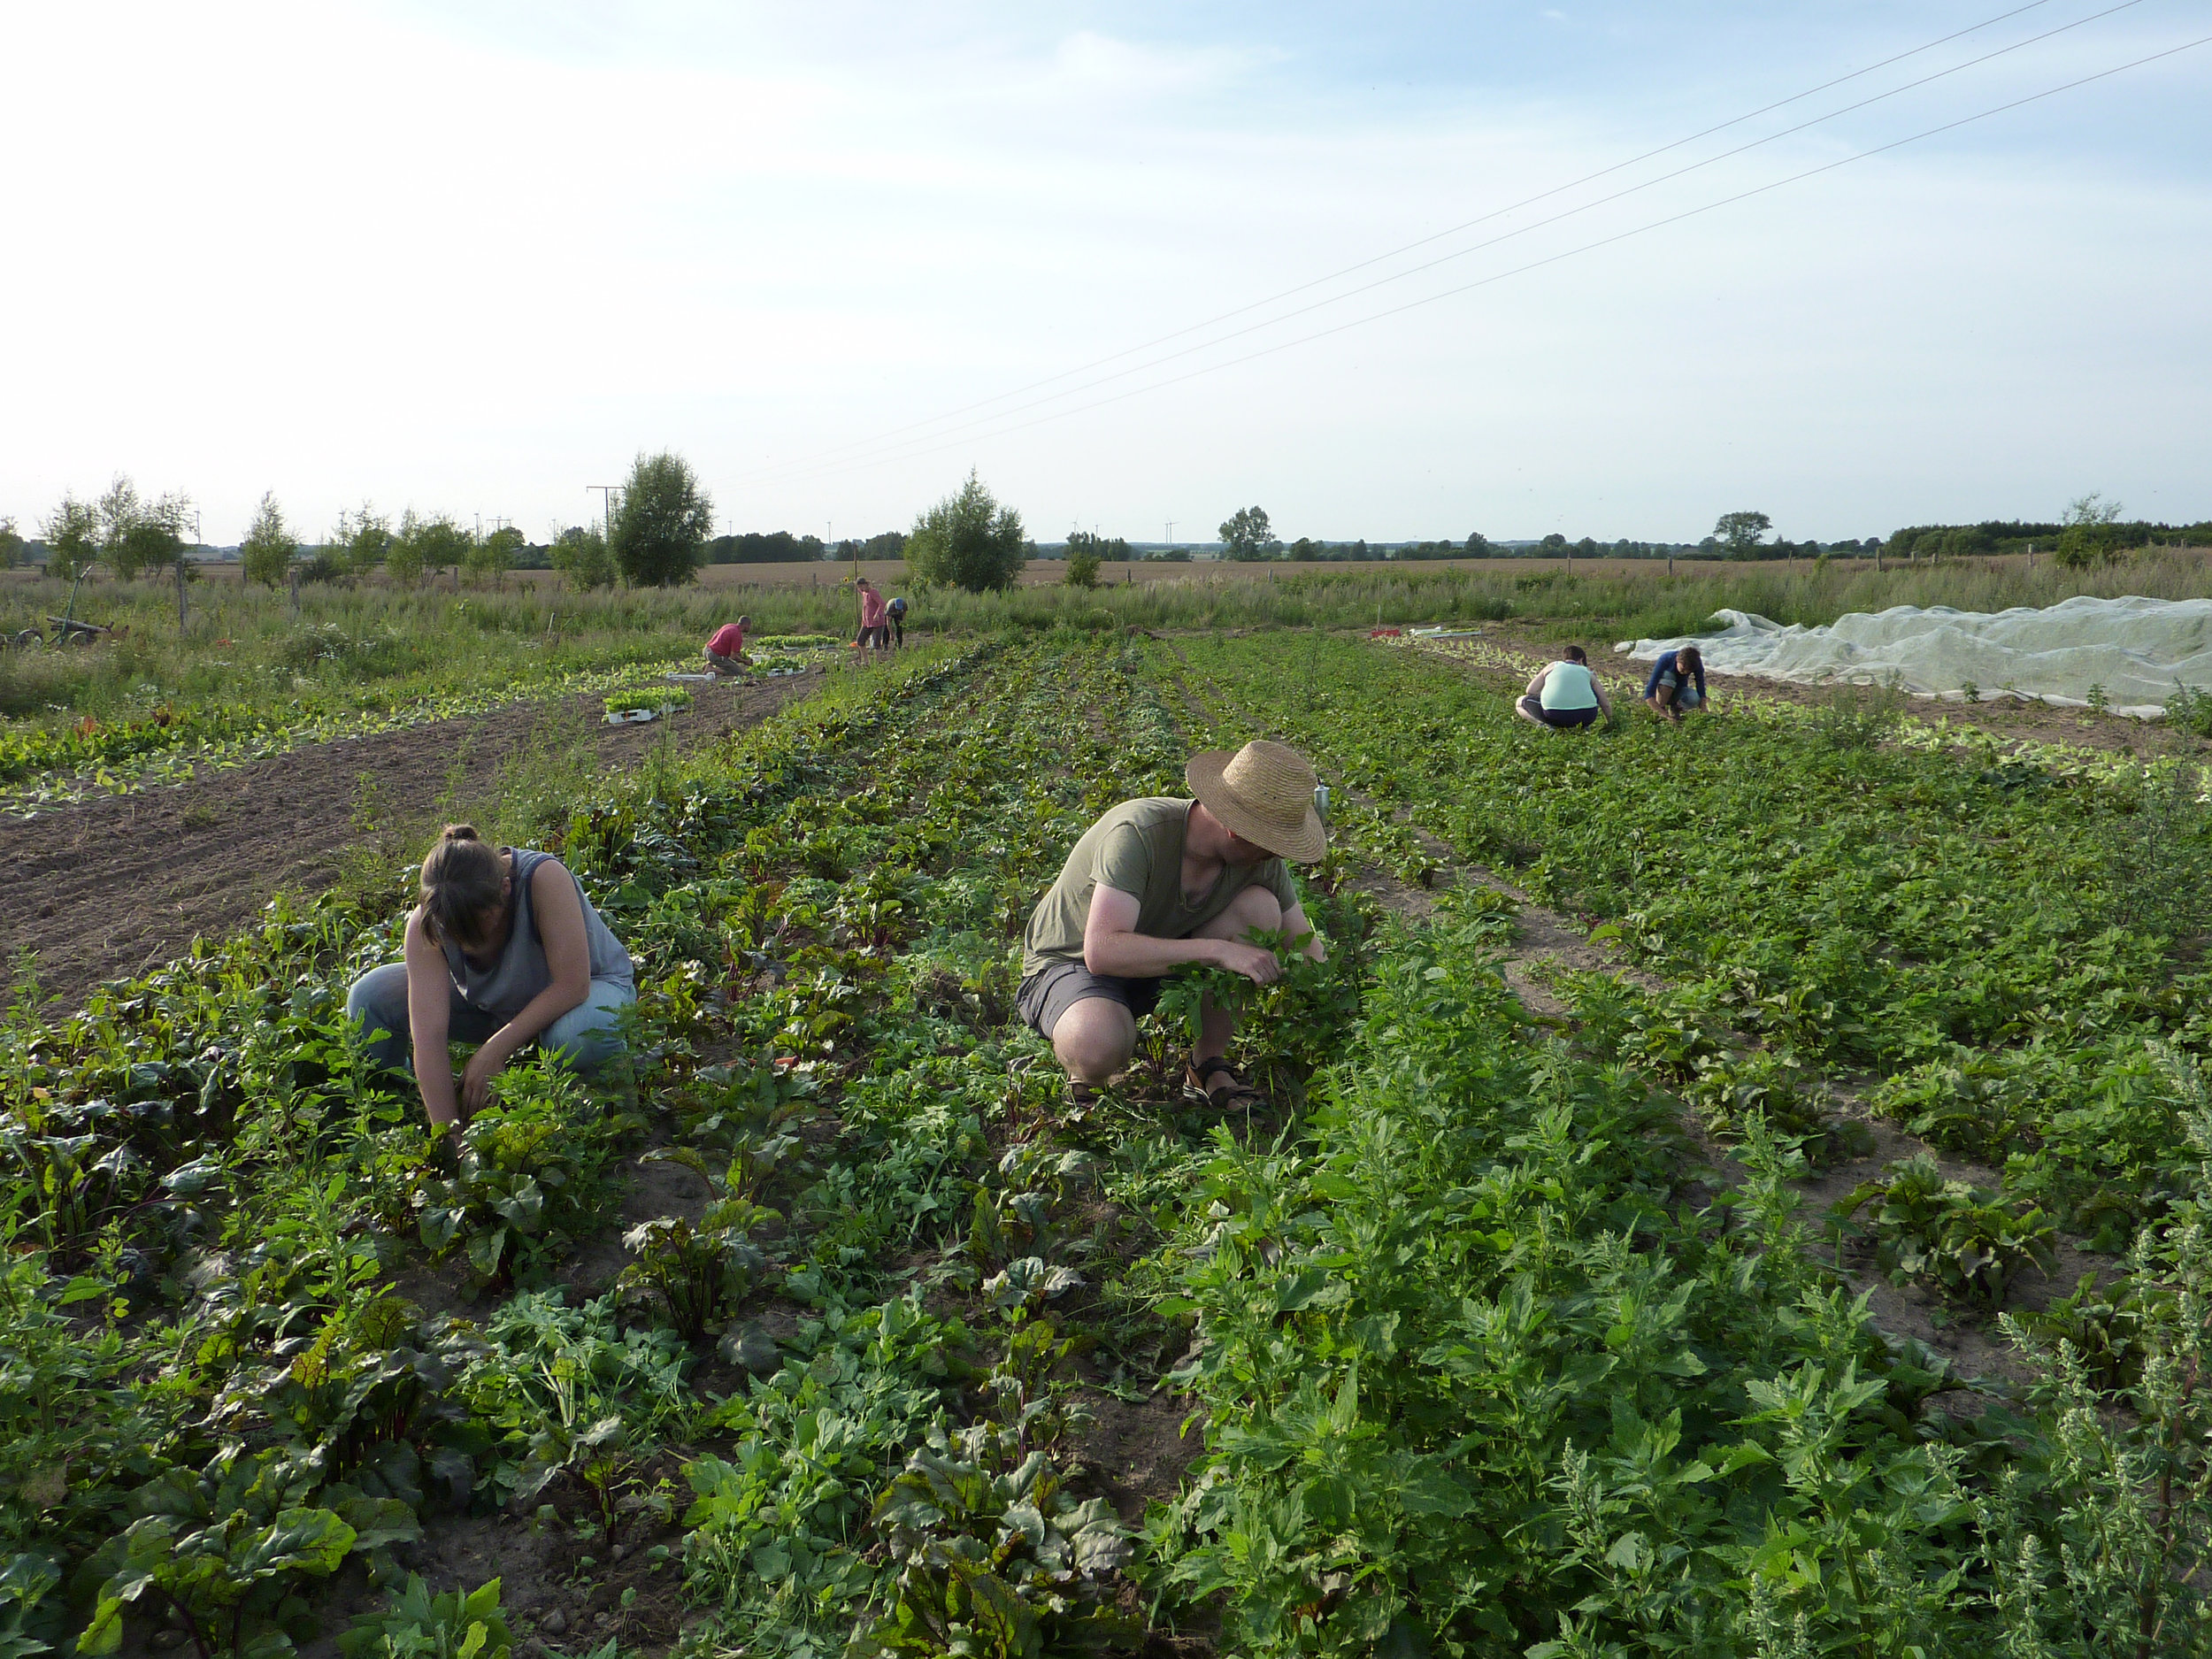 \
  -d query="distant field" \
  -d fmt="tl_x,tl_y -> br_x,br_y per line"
101,552 -> 1905,590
